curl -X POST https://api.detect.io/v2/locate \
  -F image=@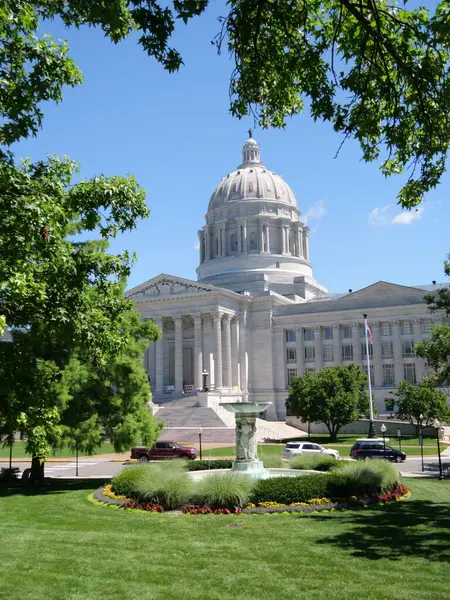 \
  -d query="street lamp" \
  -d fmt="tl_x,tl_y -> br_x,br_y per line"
198,425 -> 203,460
419,413 -> 424,473
380,424 -> 387,455
432,419 -> 444,481
202,369 -> 209,392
